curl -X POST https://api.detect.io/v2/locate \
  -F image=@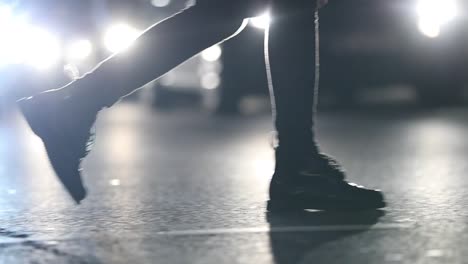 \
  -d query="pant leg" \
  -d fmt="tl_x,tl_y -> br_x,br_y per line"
67,1 -> 267,109
266,0 -> 320,161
